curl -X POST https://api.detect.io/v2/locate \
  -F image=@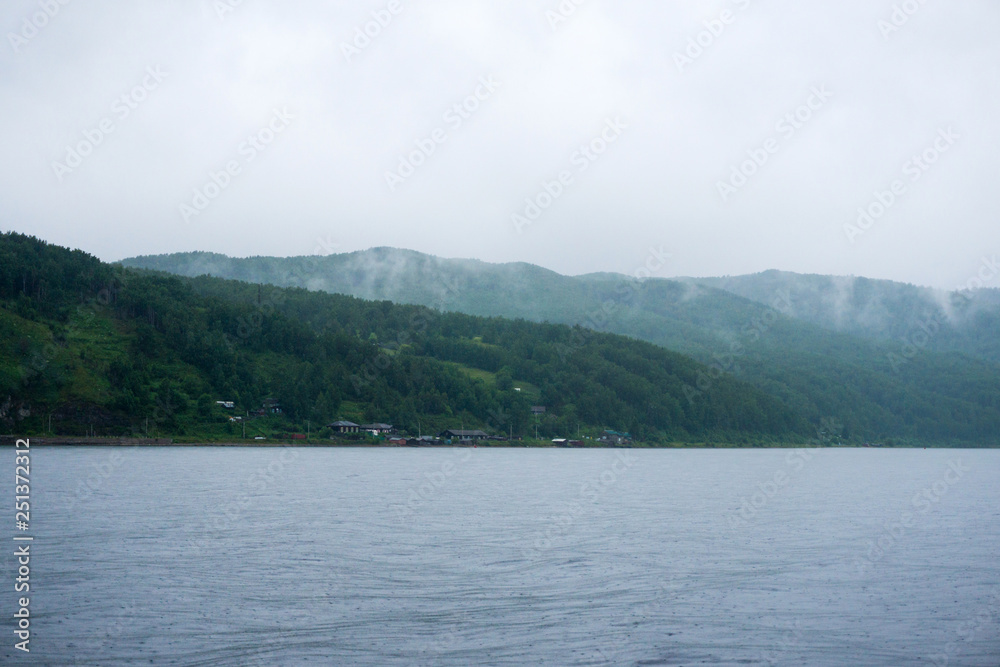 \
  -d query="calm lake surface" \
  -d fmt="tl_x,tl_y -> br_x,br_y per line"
2,447 -> 999,666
